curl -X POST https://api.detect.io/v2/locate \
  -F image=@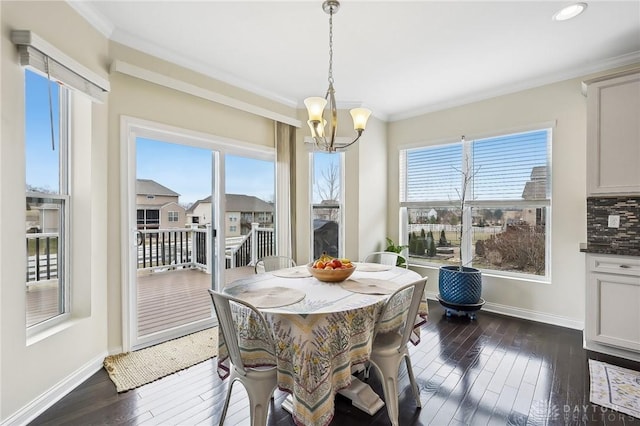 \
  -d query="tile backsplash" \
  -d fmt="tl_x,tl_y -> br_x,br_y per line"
587,196 -> 640,251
